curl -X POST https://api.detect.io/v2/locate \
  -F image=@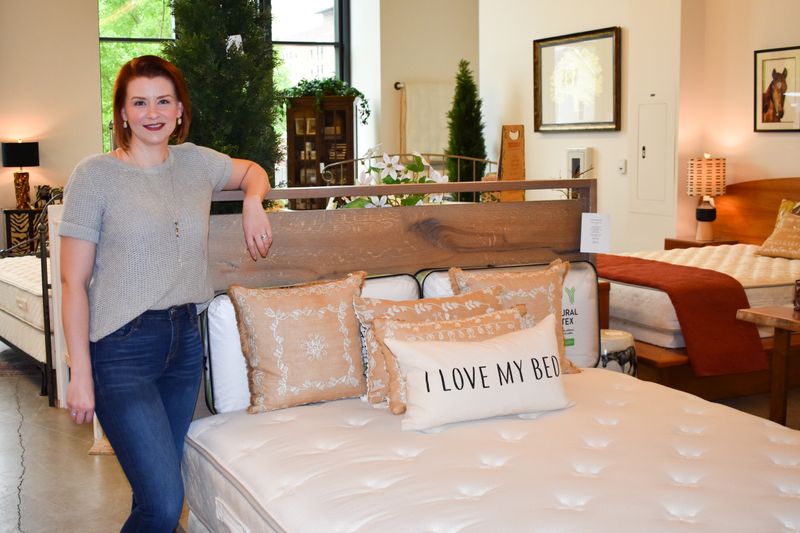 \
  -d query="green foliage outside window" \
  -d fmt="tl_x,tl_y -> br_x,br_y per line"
163,0 -> 282,183
98,0 -> 174,152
